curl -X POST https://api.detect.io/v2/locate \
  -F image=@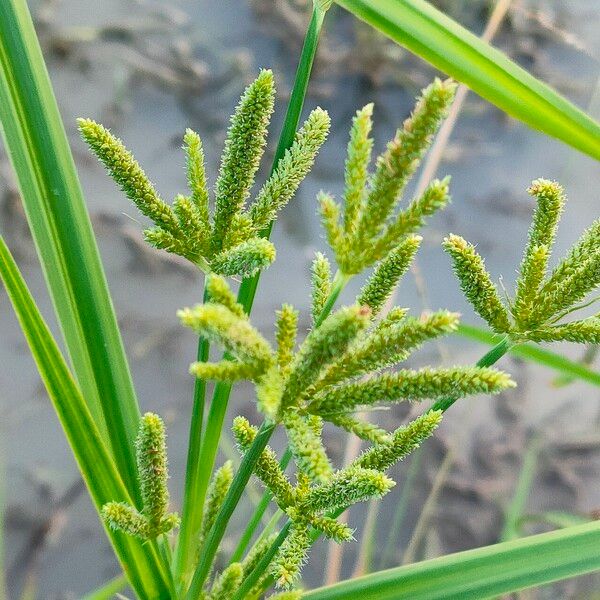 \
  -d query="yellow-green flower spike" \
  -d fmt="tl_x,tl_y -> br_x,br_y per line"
311,253 -> 332,325
443,234 -> 512,333
102,502 -> 150,540
312,366 -> 514,415
356,234 -> 421,316
232,417 -> 295,508
172,194 -> 210,259
309,515 -> 354,542
201,460 -> 233,543
211,236 -> 276,278
183,128 -> 210,226
276,304 -> 299,374
283,411 -> 332,483
78,118 -> 181,234
206,275 -> 246,319
527,318 -> 600,344
241,532 -> 278,579
136,413 -> 170,531
256,365 -> 284,419
210,562 -> 243,600
283,305 -> 371,409
302,467 -> 395,514
328,414 -> 390,445
212,69 -> 275,253
190,360 -> 258,383
353,411 -> 443,471
513,244 -> 550,328
354,79 -> 456,250
178,303 -> 273,371
319,192 -> 346,262
343,103 -> 374,238
272,523 -> 311,588
250,107 -> 331,232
